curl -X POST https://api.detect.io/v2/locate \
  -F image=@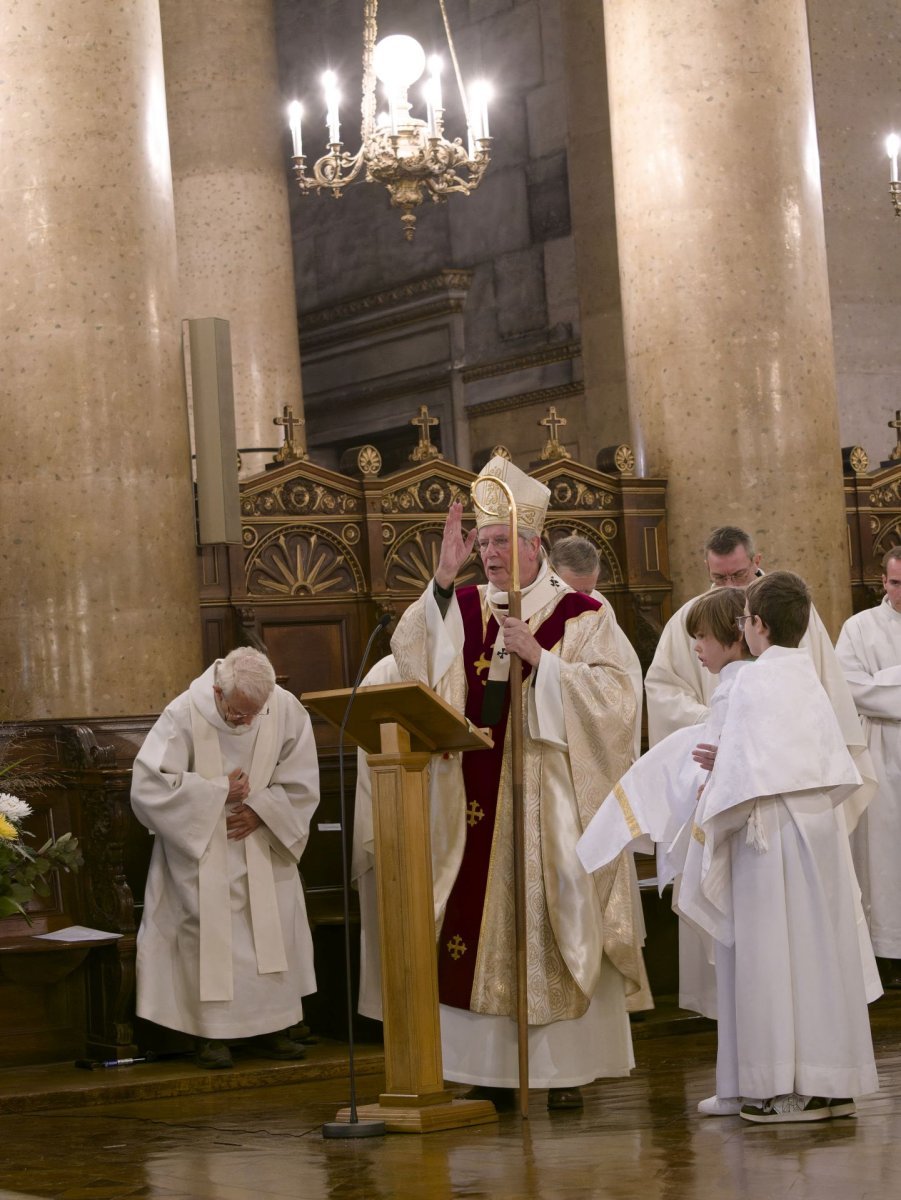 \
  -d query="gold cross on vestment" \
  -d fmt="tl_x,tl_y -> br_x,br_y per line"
473,653 -> 492,678
889,409 -> 901,461
446,934 -> 467,961
466,799 -> 485,827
